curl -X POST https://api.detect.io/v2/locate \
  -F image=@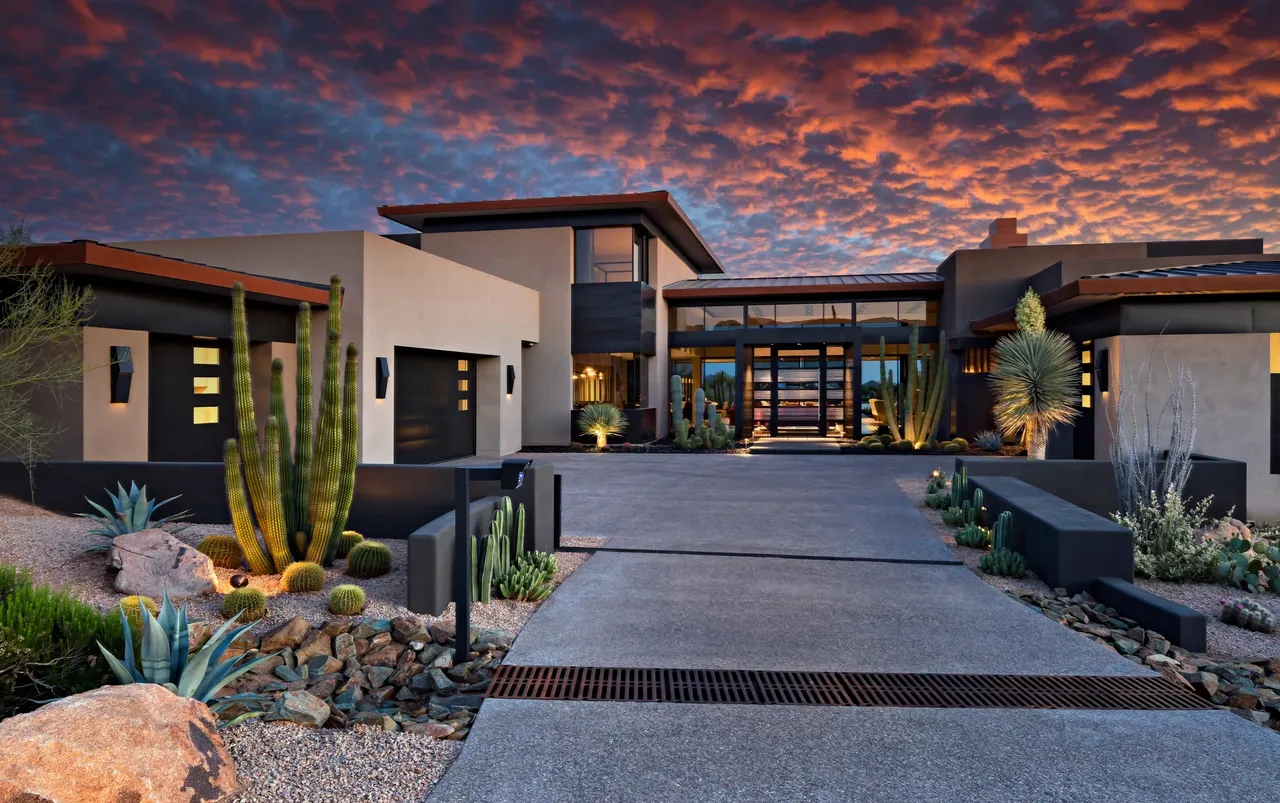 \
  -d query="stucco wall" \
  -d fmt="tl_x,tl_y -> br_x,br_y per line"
416,228 -> 572,445
1095,333 -> 1278,521
359,233 -> 538,459
651,238 -> 698,438
83,326 -> 149,461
